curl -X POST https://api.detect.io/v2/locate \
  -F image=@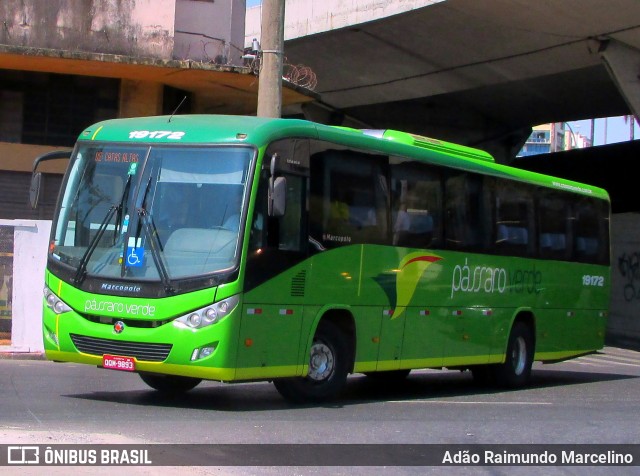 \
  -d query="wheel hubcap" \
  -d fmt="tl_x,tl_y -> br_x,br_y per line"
512,336 -> 527,375
308,341 -> 334,381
